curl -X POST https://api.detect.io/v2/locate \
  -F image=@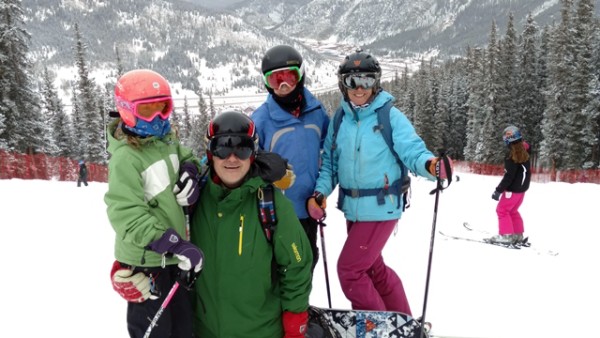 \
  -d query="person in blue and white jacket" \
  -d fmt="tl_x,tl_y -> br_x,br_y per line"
307,50 -> 452,316
252,45 -> 330,274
